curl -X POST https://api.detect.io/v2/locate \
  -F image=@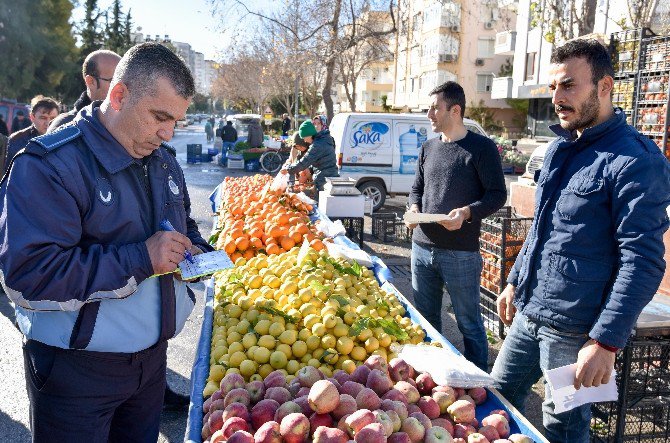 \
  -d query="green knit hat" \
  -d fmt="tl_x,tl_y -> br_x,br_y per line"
298,120 -> 317,138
